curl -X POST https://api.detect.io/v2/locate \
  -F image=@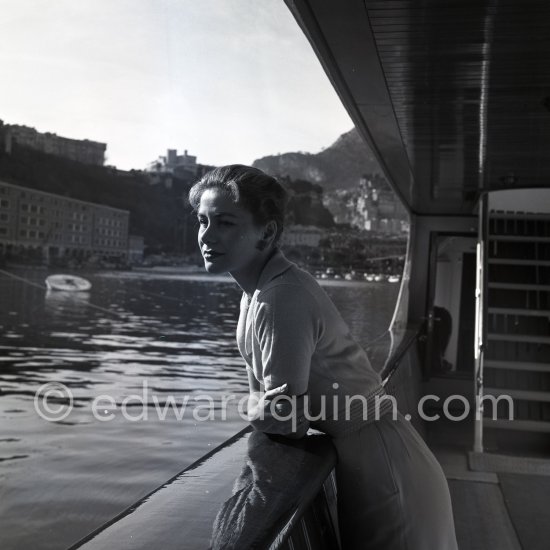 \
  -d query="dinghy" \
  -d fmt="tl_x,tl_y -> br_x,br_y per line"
45,274 -> 92,292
